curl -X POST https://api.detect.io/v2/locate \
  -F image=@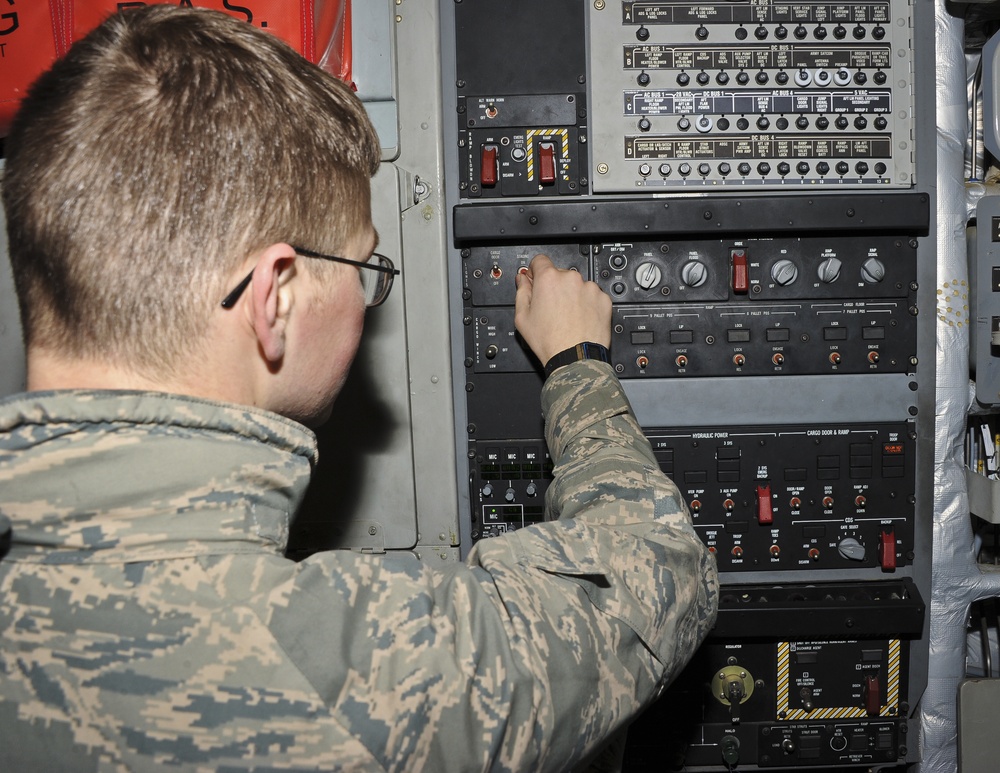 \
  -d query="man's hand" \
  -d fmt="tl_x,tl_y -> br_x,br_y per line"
514,254 -> 612,366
